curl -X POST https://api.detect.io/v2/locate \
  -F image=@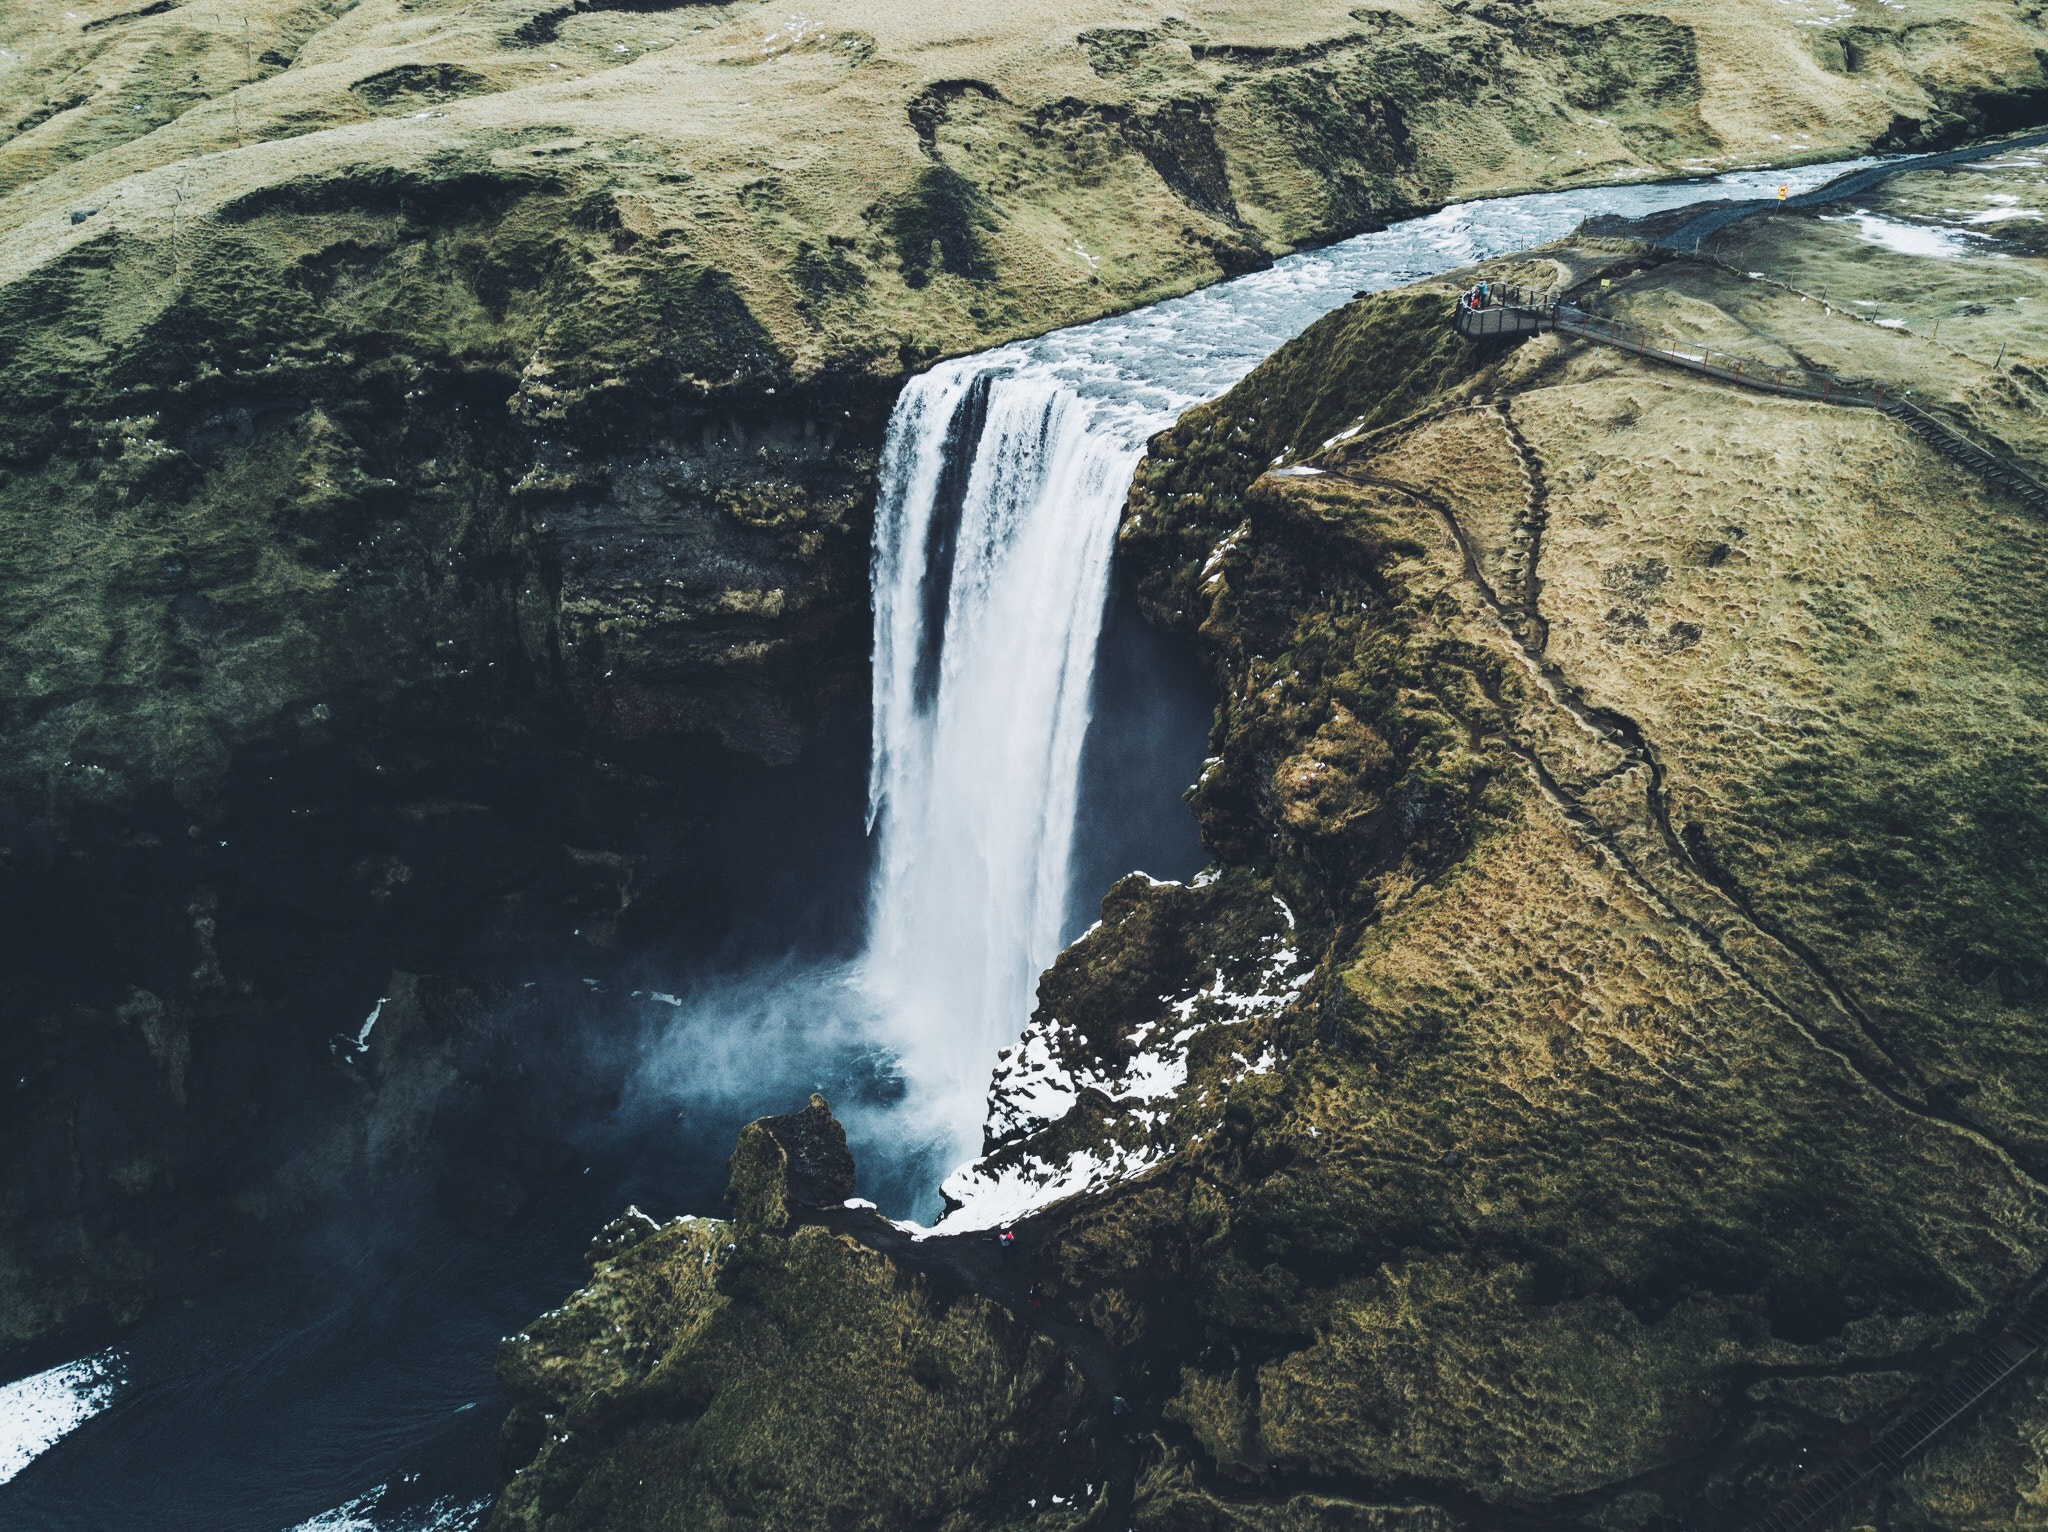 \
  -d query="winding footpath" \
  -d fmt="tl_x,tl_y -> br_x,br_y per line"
1458,296 -> 2048,514
1650,126 -> 2048,255
805,131 -> 2048,1528
1435,285 -> 2048,1528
